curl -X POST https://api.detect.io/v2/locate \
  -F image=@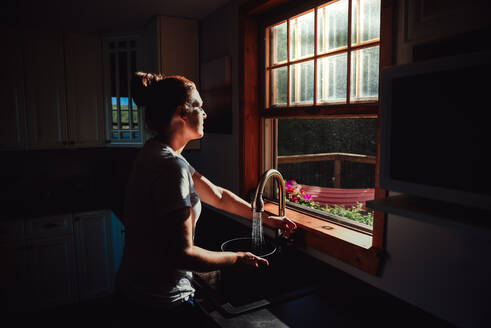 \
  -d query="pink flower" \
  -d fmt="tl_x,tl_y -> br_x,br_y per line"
304,194 -> 312,200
